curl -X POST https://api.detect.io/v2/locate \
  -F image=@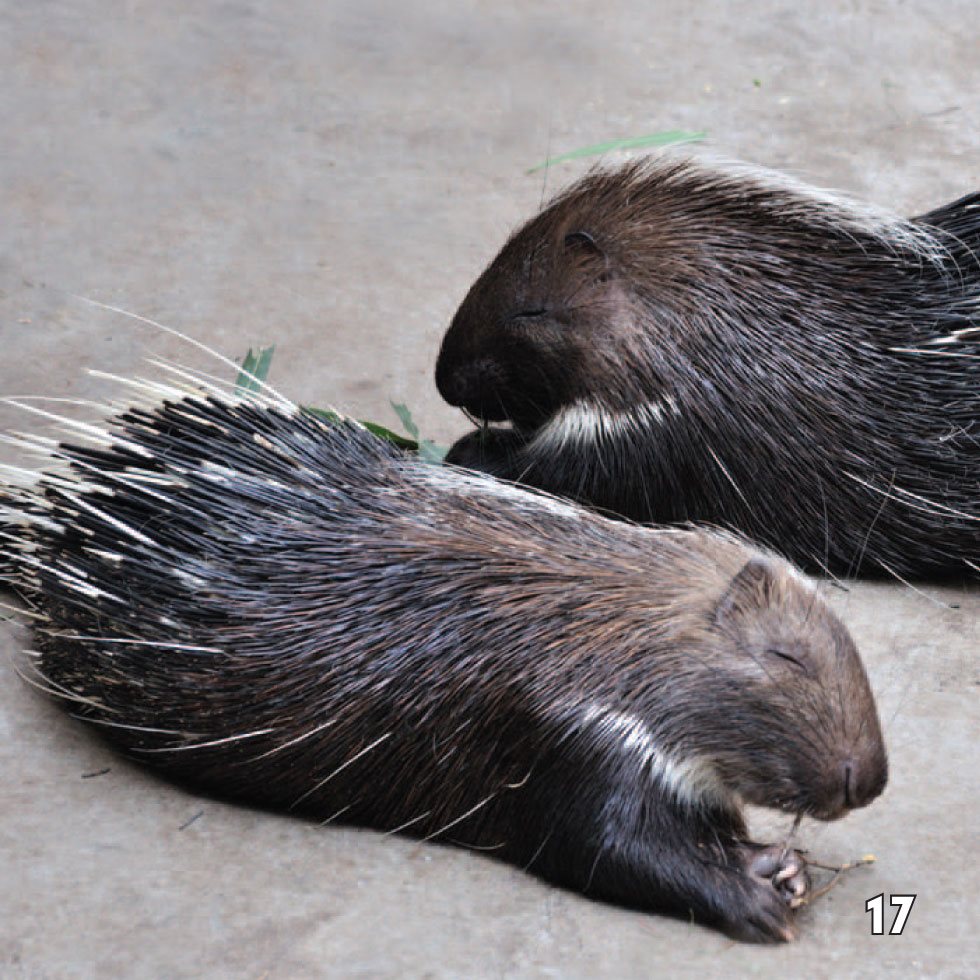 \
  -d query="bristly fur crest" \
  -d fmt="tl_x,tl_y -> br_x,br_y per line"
436,155 -> 979,577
